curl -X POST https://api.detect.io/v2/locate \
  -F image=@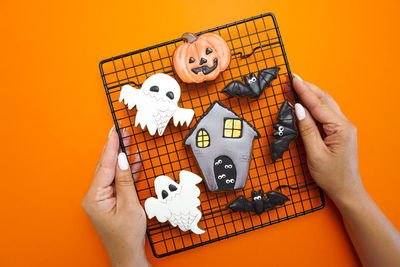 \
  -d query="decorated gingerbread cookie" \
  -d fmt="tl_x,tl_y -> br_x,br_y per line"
144,171 -> 205,235
221,67 -> 280,98
271,100 -> 298,162
173,32 -> 231,83
119,73 -> 194,136
184,101 -> 260,192
228,189 -> 289,215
